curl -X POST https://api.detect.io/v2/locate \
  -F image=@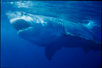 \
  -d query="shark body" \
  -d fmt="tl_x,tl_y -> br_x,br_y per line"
10,13 -> 101,60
